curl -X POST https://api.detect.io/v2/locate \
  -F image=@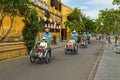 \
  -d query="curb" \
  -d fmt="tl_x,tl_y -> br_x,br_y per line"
0,44 -> 65,62
87,43 -> 106,80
